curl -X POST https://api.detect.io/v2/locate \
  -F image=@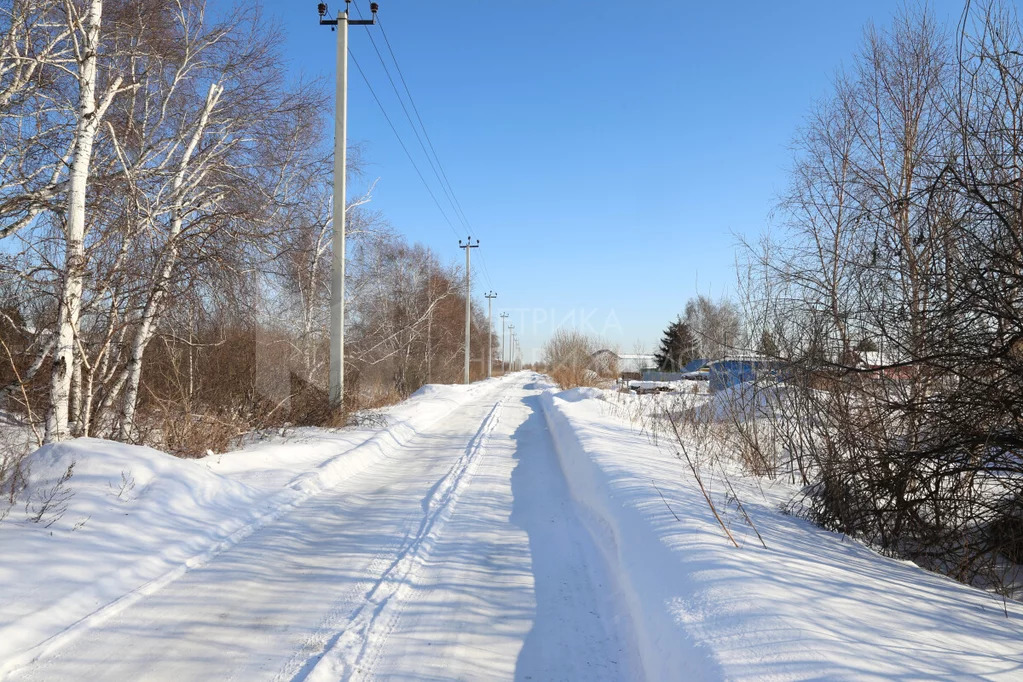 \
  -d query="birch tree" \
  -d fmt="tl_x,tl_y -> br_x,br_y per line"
0,0 -> 72,240
107,4 -> 326,441
46,0 -> 127,442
